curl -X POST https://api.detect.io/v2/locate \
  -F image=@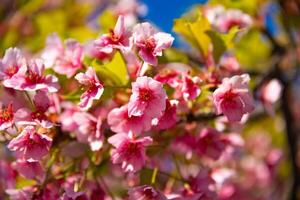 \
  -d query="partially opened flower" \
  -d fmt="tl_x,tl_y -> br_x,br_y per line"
42,33 -> 83,78
94,15 -> 131,54
7,126 -> 52,161
132,22 -> 174,66
0,103 -> 14,131
108,133 -> 152,172
152,99 -> 177,130
196,128 -> 228,160
15,91 -> 53,128
13,160 -> 45,182
128,76 -> 167,118
178,75 -> 201,101
4,59 -> 59,93
213,74 -> 254,122
0,47 -> 26,81
107,104 -> 152,135
72,112 -> 103,151
260,79 -> 282,115
75,67 -> 104,110
128,185 -> 168,200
